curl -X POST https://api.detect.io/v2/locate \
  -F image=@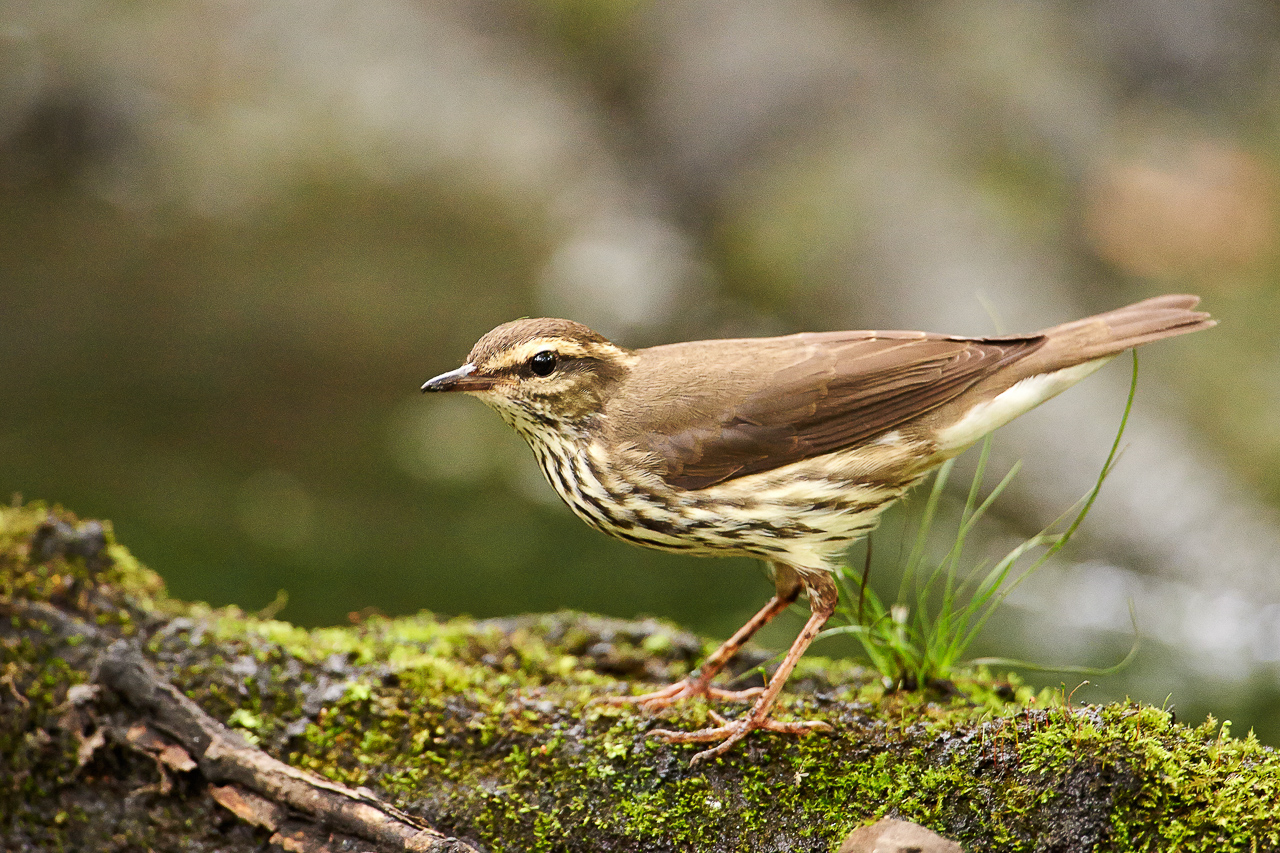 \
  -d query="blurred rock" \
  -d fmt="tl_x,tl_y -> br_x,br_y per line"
837,818 -> 964,853
1085,140 -> 1276,281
